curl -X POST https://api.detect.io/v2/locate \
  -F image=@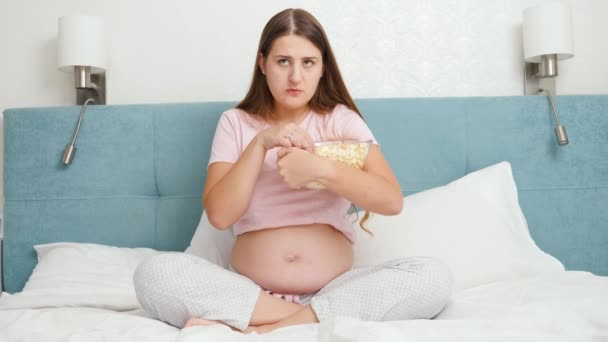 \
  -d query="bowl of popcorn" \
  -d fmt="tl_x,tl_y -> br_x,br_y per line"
307,140 -> 372,189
